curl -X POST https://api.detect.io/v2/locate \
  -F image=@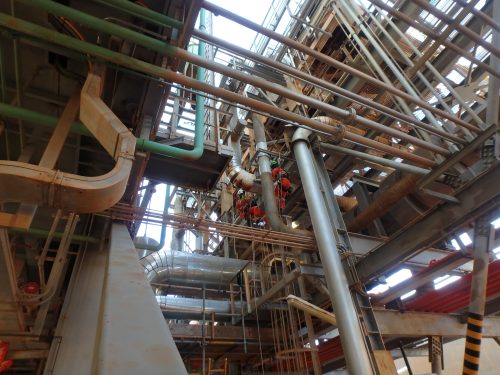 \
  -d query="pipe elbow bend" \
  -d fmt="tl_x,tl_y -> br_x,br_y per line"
291,127 -> 313,144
